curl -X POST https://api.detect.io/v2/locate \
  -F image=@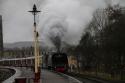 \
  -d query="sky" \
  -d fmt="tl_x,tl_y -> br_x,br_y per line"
0,0 -> 125,47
